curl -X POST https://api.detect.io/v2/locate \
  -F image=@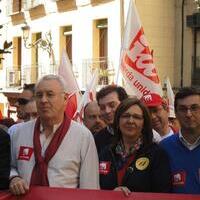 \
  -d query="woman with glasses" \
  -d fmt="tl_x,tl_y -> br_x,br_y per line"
99,97 -> 171,194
